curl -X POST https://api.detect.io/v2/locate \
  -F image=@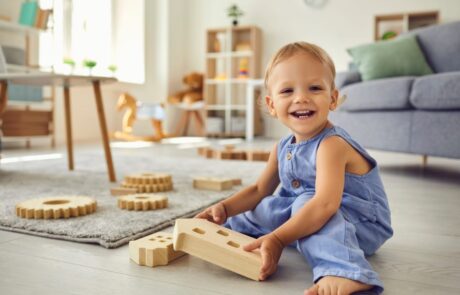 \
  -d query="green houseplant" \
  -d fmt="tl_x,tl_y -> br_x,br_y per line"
227,4 -> 244,26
